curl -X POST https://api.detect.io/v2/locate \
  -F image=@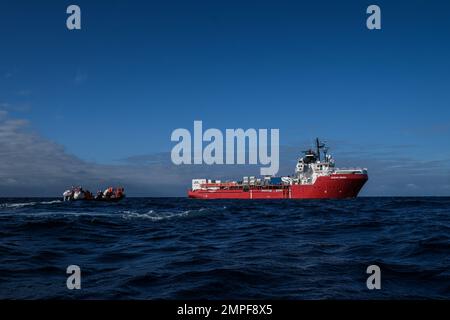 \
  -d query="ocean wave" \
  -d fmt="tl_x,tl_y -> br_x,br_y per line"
0,199 -> 62,209
39,200 -> 62,205
1,197 -> 450,299
120,208 -> 208,221
381,197 -> 450,210
0,201 -> 37,209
